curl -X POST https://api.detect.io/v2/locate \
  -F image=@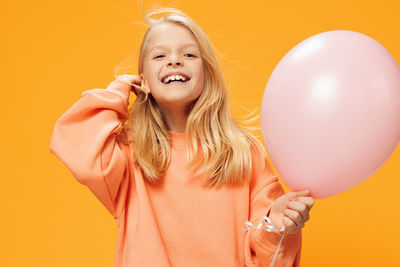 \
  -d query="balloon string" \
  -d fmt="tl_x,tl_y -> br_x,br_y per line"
245,216 -> 286,267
